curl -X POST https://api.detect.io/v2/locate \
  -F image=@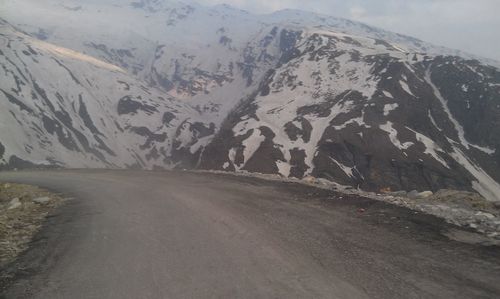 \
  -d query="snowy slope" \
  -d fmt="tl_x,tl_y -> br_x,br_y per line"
0,20 -> 204,169
1,0 -> 500,201
199,30 -> 500,201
